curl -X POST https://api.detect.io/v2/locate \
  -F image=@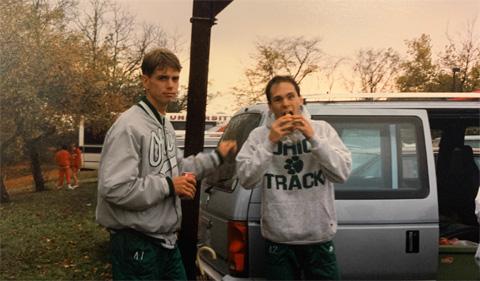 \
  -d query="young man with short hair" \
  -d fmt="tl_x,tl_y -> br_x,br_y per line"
236,75 -> 351,280
96,48 -> 236,280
